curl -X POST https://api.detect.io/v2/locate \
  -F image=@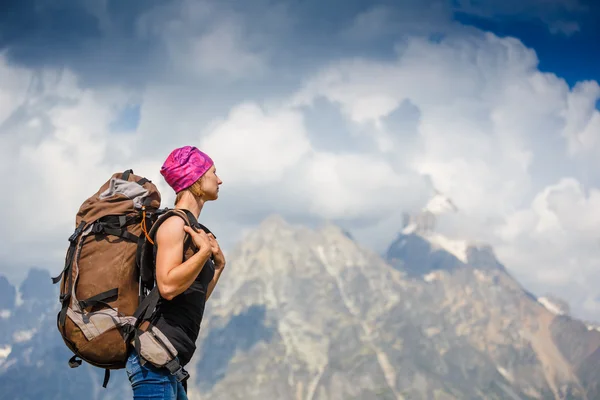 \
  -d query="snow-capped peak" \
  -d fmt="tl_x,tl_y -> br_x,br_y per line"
424,232 -> 469,263
402,222 -> 418,235
424,191 -> 458,215
401,191 -> 468,263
